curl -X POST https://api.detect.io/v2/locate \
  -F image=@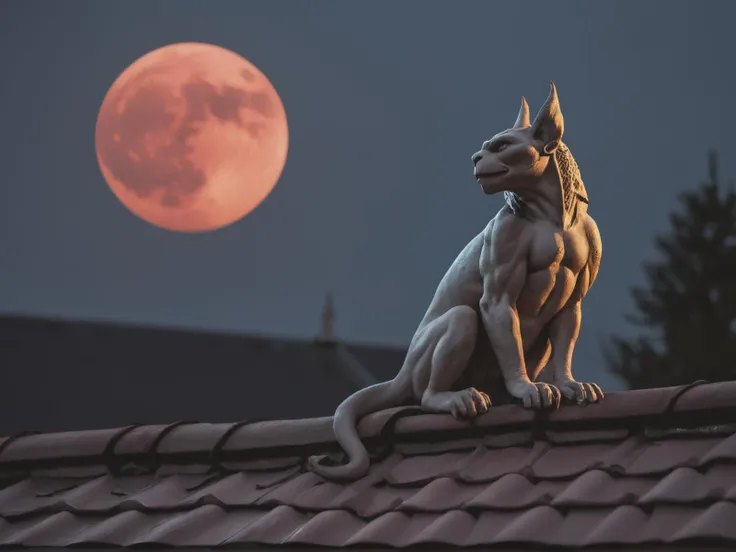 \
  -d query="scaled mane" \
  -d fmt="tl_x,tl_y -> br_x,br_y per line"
504,141 -> 588,221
